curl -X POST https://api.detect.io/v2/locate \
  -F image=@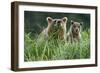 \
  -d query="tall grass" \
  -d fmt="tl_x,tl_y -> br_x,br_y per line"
24,31 -> 90,61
